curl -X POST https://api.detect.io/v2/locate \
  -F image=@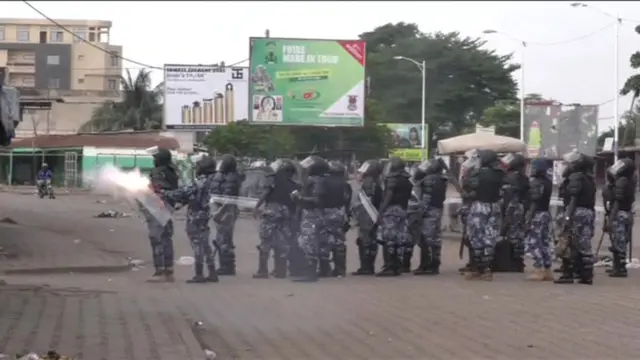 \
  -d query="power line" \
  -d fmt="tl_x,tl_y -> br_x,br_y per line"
527,22 -> 615,46
21,1 -> 249,69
